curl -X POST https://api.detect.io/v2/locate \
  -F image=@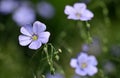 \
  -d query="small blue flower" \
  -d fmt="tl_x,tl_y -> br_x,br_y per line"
82,44 -> 89,52
64,3 -> 93,21
18,21 -> 50,50
70,53 -> 98,76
